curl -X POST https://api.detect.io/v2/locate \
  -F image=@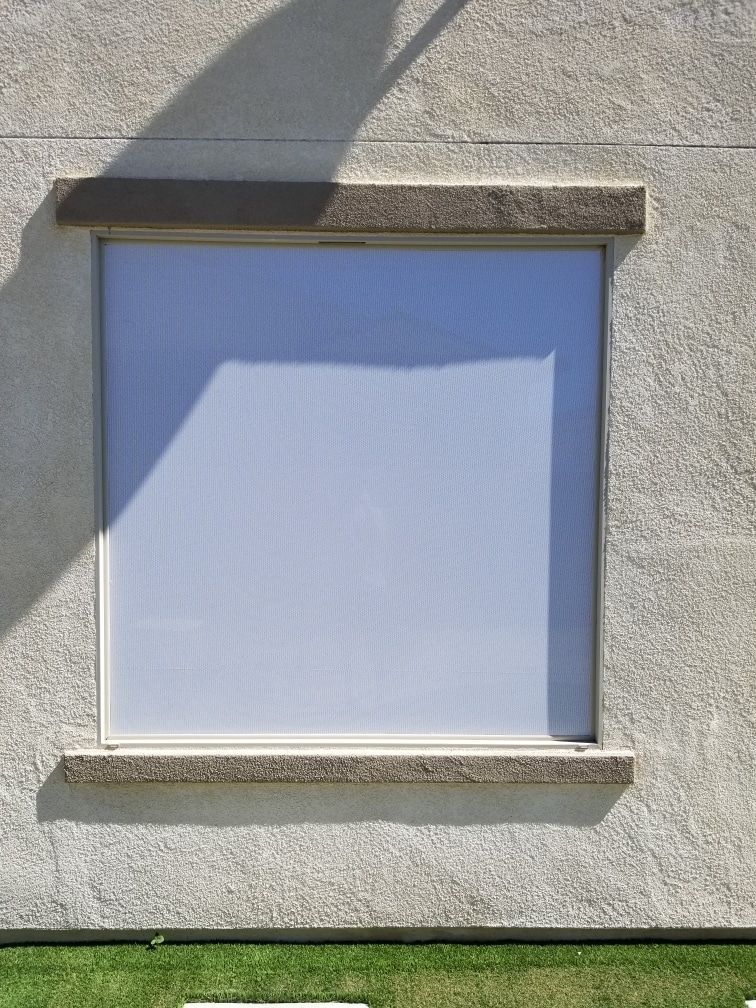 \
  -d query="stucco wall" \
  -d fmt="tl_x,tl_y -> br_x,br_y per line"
0,0 -> 754,935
